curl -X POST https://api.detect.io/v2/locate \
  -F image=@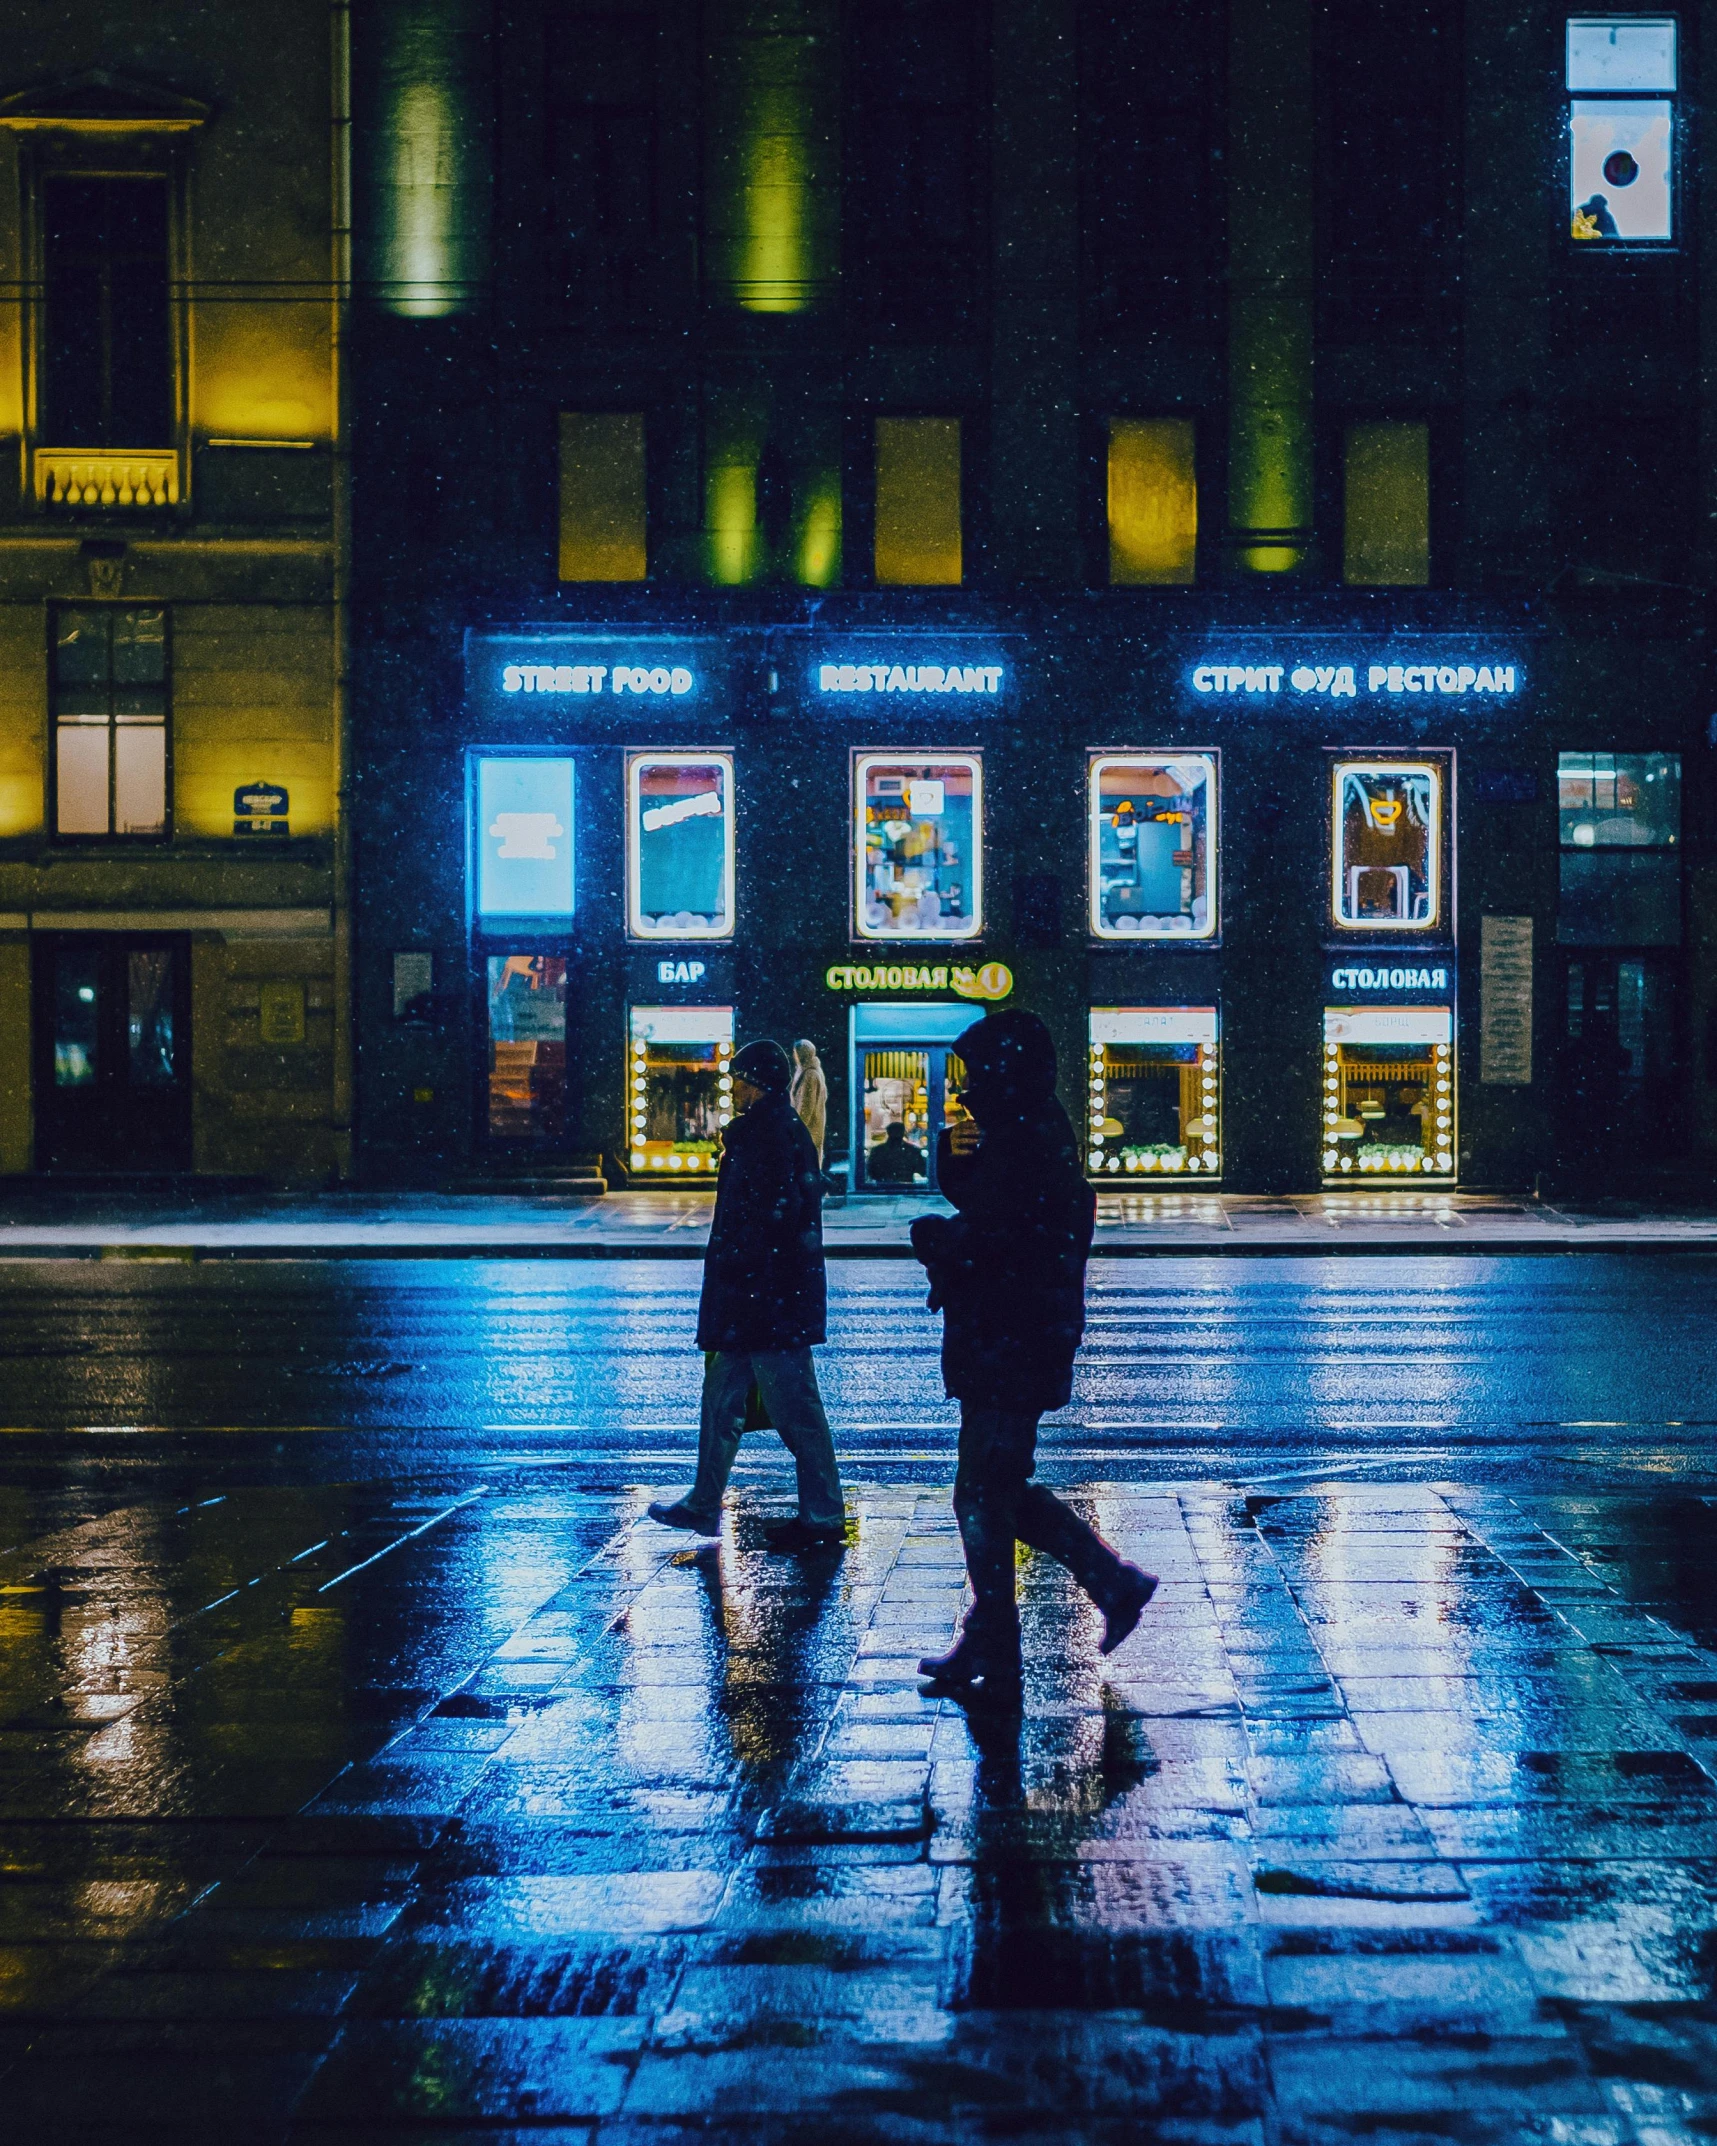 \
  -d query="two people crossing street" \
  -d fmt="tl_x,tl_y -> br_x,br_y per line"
648,1009 -> 1156,1687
